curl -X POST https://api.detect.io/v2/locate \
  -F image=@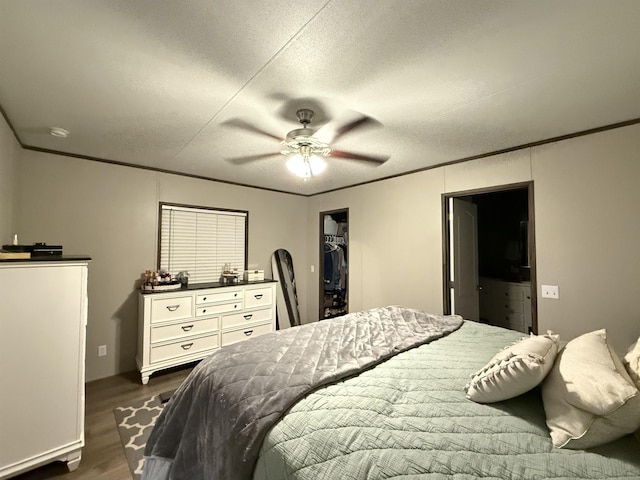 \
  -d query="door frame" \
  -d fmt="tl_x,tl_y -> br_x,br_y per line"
319,208 -> 349,320
441,181 -> 538,333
